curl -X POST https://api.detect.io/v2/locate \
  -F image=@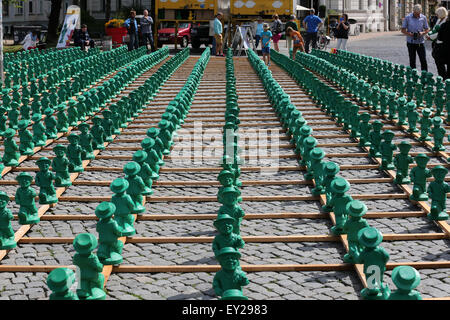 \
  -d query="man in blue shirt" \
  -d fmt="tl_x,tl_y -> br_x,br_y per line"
124,9 -> 139,51
214,12 -> 224,56
303,9 -> 323,53
401,4 -> 430,71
